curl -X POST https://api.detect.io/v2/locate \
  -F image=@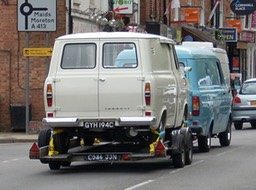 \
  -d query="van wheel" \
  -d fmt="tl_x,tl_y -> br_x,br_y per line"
219,119 -> 231,146
198,131 -> 211,152
250,121 -> 256,128
234,122 -> 243,130
54,132 -> 70,154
